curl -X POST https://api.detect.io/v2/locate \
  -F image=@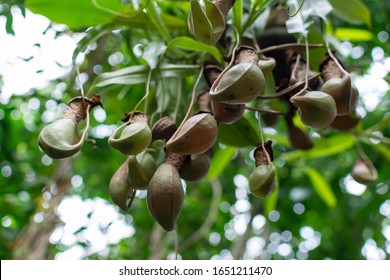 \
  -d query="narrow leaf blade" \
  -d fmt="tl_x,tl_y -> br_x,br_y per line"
168,36 -> 222,62
232,0 -> 243,33
283,134 -> 355,162
302,167 -> 337,208
328,0 -> 371,27
207,146 -> 236,179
